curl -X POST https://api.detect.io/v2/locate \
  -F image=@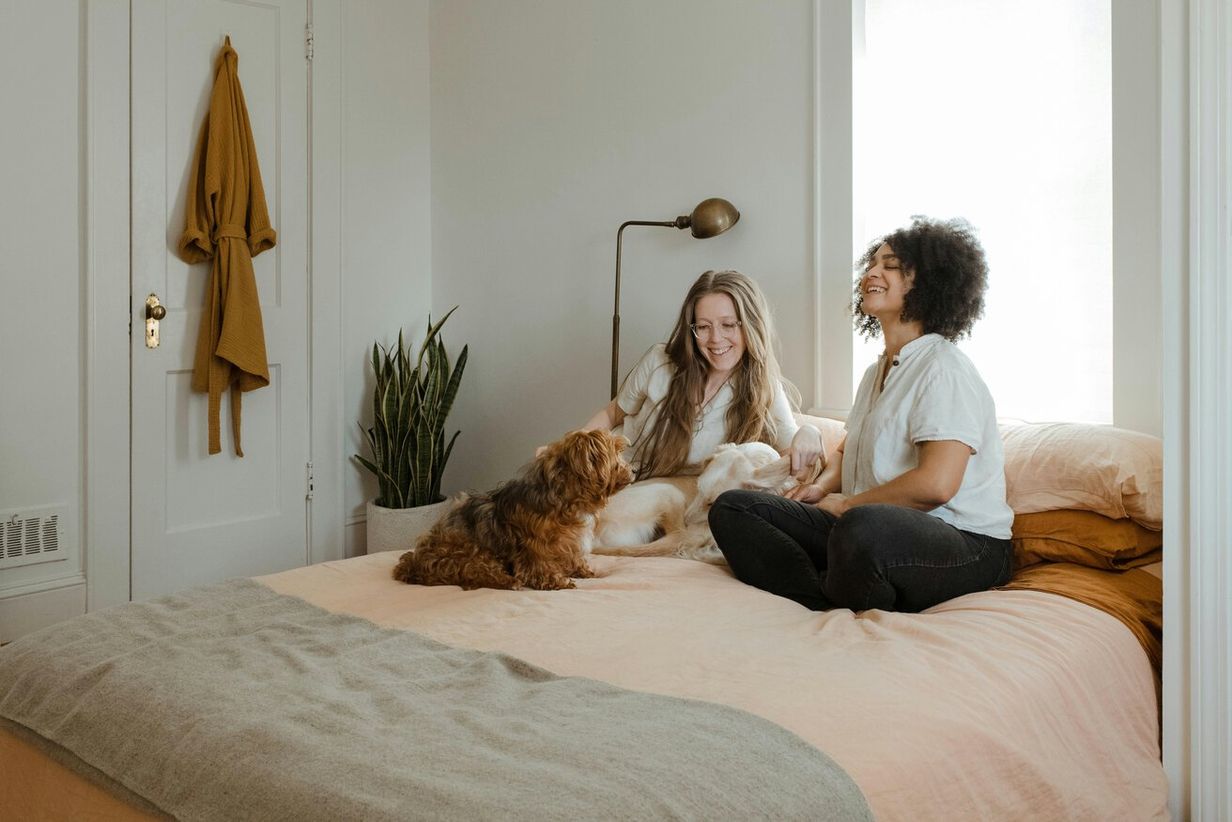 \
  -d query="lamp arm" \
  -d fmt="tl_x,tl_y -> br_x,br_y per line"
612,220 -> 686,398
